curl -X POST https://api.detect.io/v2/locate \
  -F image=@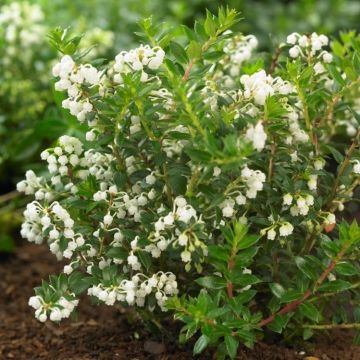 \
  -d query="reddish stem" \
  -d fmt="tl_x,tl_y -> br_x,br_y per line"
182,60 -> 195,81
227,282 -> 234,299
269,47 -> 282,75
